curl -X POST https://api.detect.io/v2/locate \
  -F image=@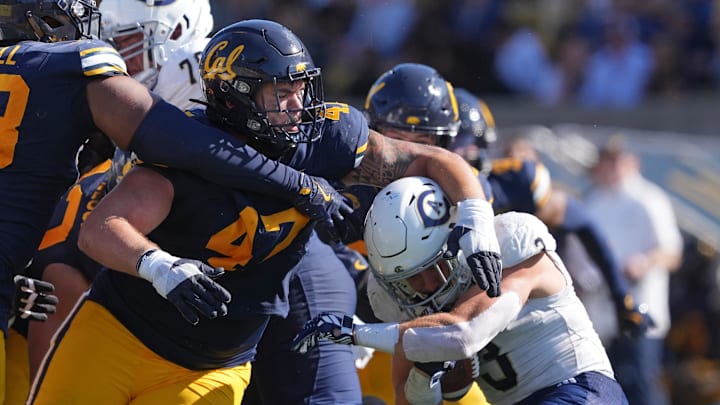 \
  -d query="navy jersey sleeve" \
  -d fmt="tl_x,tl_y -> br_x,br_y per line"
489,158 -> 551,214
287,103 -> 369,179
